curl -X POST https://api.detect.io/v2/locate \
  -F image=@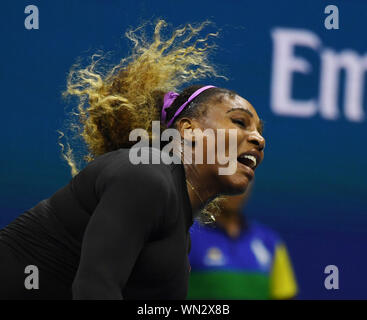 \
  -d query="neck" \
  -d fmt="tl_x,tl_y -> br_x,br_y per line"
183,162 -> 218,214
171,139 -> 219,213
